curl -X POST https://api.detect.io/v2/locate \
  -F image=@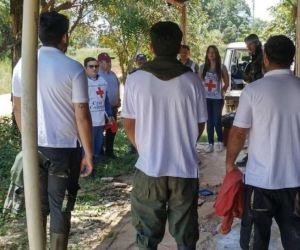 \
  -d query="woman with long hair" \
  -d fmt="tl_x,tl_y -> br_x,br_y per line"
200,45 -> 229,153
